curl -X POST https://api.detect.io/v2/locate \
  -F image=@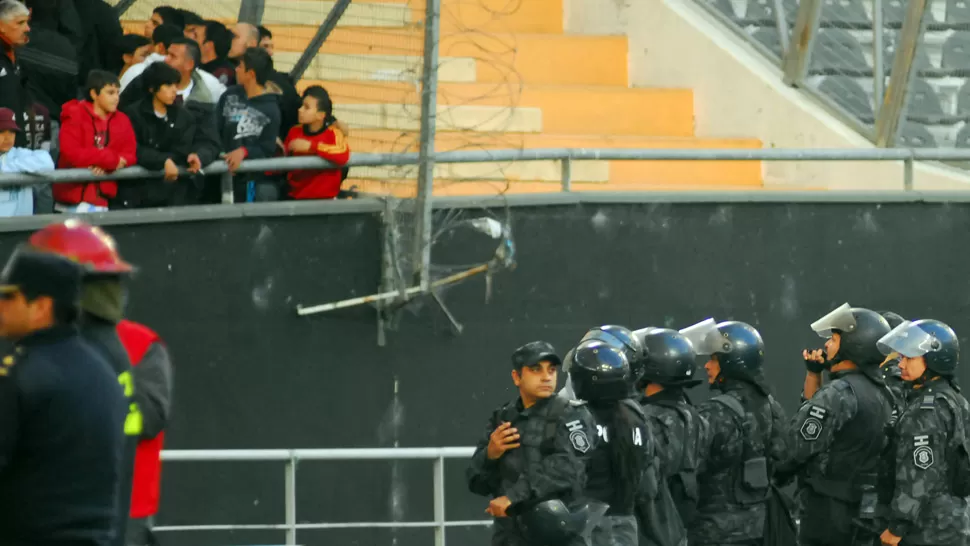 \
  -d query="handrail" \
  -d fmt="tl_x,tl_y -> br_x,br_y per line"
0,146 -> 965,188
156,447 -> 482,546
